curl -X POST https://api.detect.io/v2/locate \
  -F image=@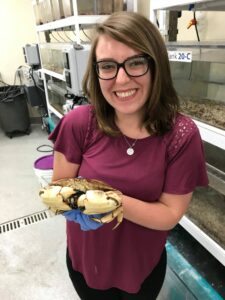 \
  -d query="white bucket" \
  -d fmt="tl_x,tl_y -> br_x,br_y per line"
34,168 -> 53,187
